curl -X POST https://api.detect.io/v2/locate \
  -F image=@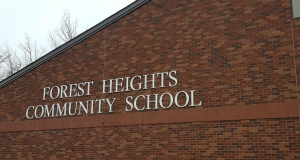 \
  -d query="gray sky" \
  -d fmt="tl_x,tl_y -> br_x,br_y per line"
0,0 -> 135,52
